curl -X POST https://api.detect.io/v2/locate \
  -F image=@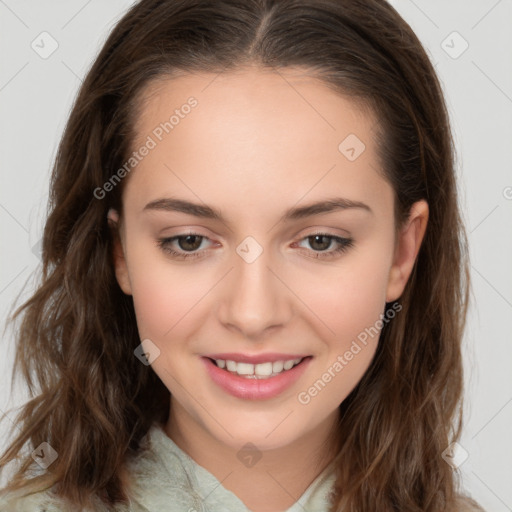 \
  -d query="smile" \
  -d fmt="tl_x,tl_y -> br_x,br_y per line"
201,356 -> 313,400
212,357 -> 304,379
